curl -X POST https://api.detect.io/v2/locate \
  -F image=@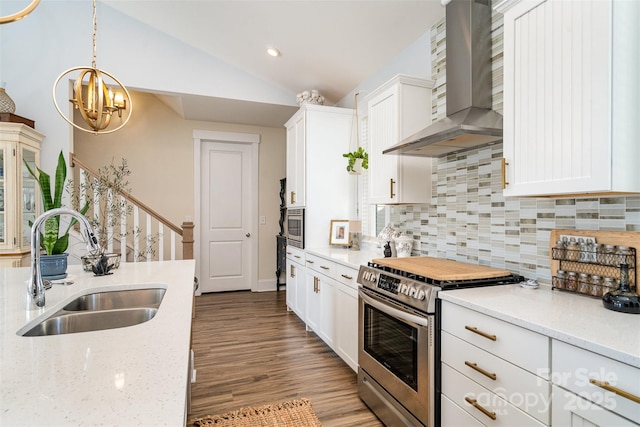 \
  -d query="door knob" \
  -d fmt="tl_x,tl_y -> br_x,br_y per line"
246,233 -> 251,237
